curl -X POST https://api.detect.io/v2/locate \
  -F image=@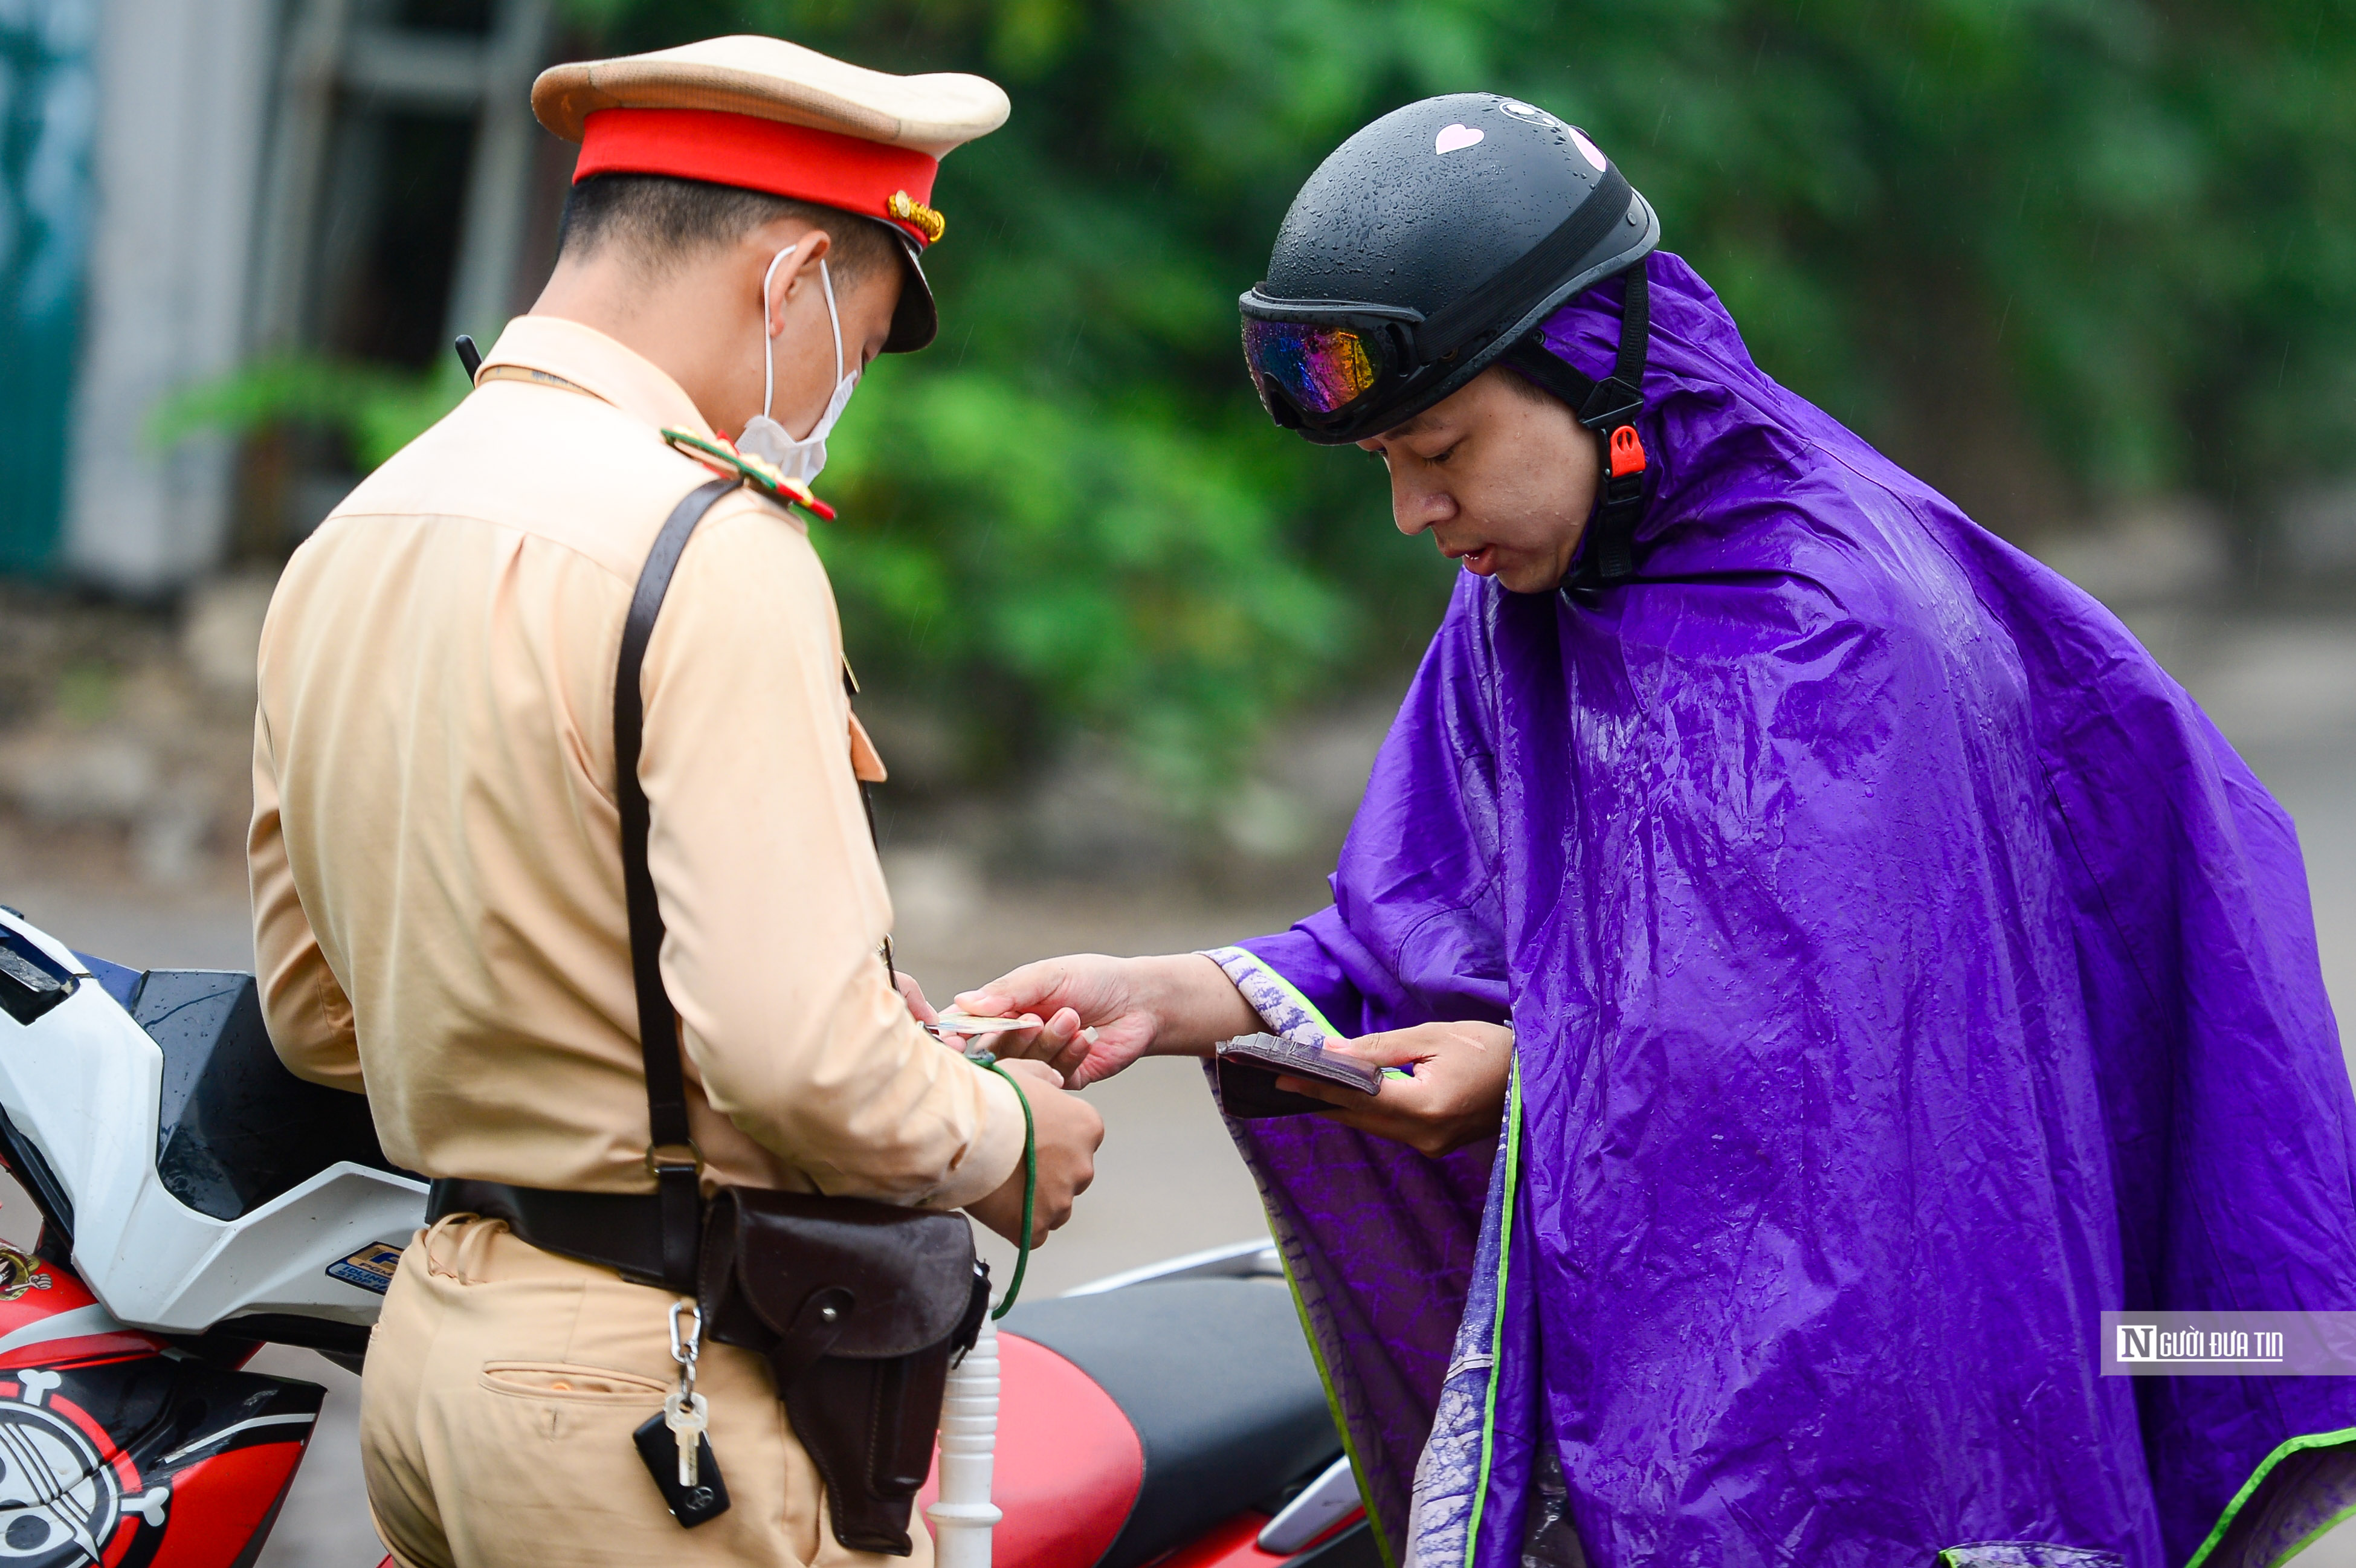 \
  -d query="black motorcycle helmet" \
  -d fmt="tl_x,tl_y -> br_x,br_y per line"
1240,93 -> 1658,446
1241,94 -> 1662,586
